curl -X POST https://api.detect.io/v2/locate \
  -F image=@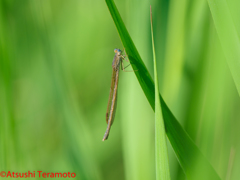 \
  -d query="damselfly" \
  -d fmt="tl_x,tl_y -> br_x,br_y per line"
102,48 -> 130,141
